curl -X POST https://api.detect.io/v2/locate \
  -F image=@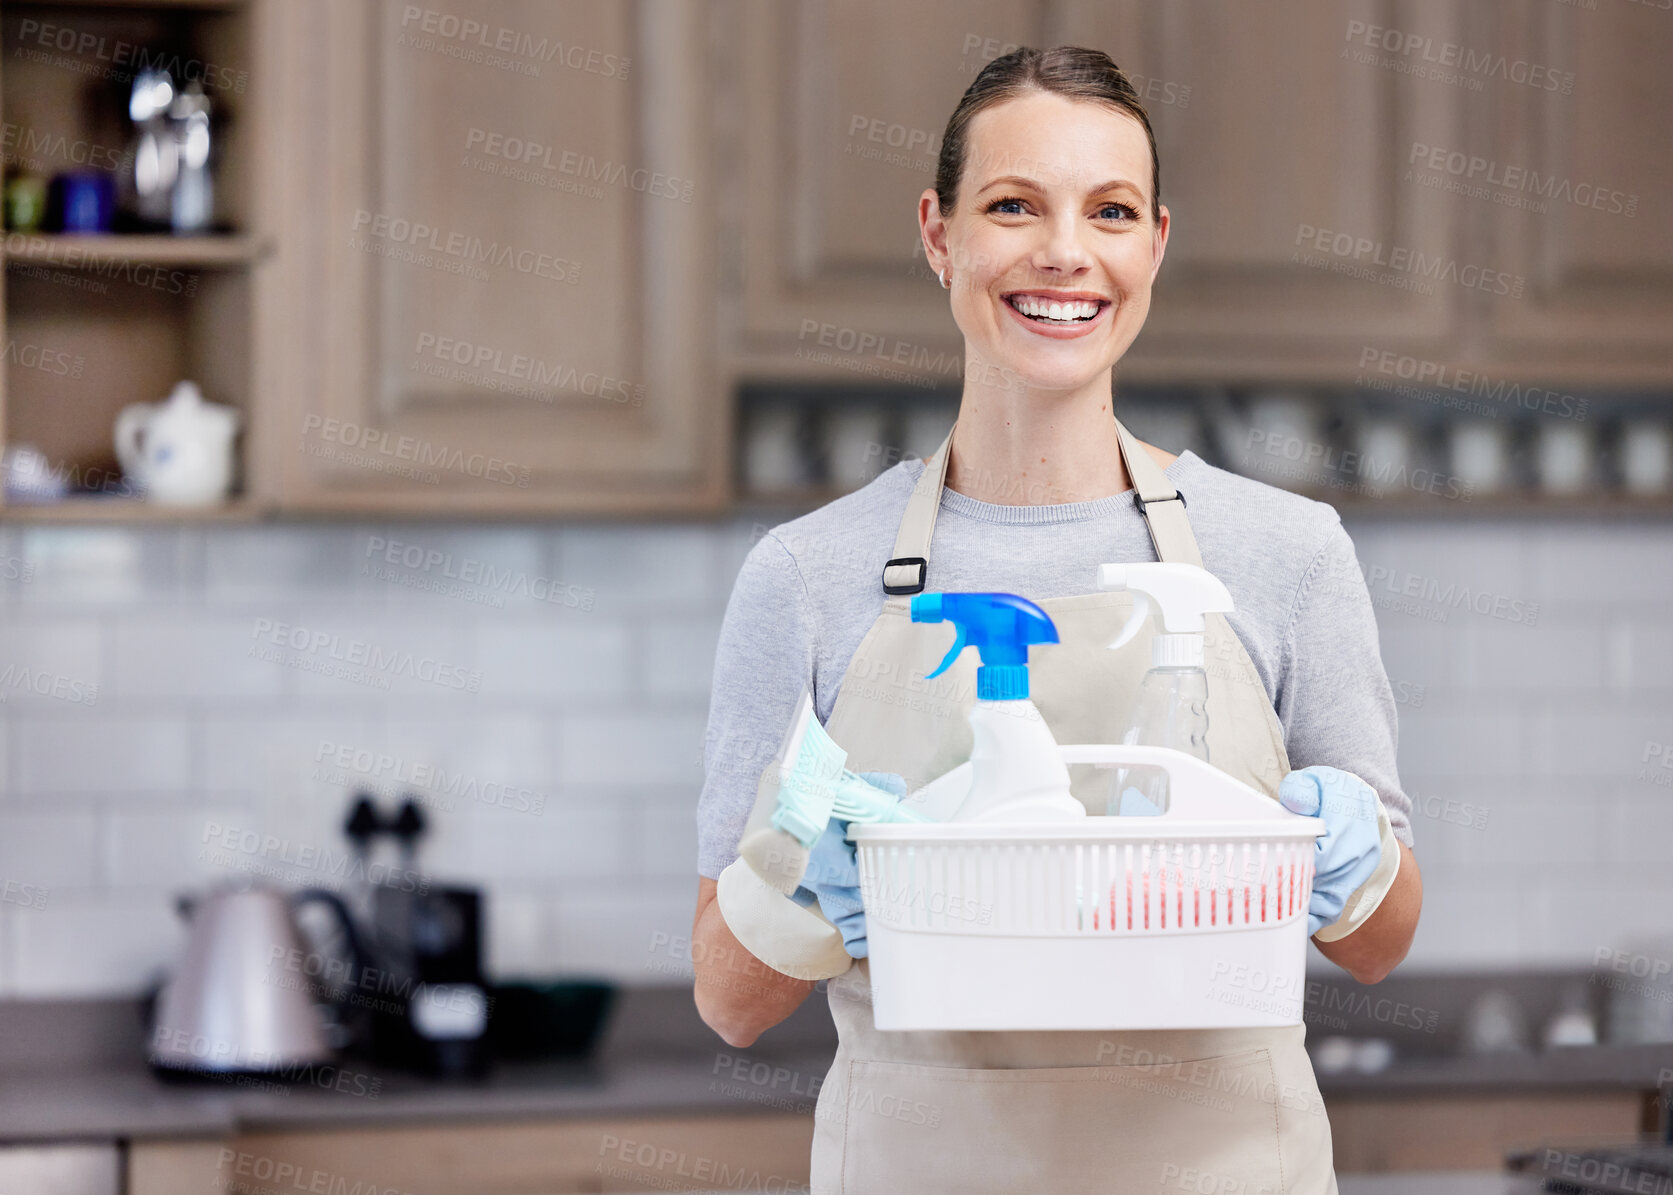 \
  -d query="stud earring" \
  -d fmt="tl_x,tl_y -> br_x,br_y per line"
939,269 -> 951,290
